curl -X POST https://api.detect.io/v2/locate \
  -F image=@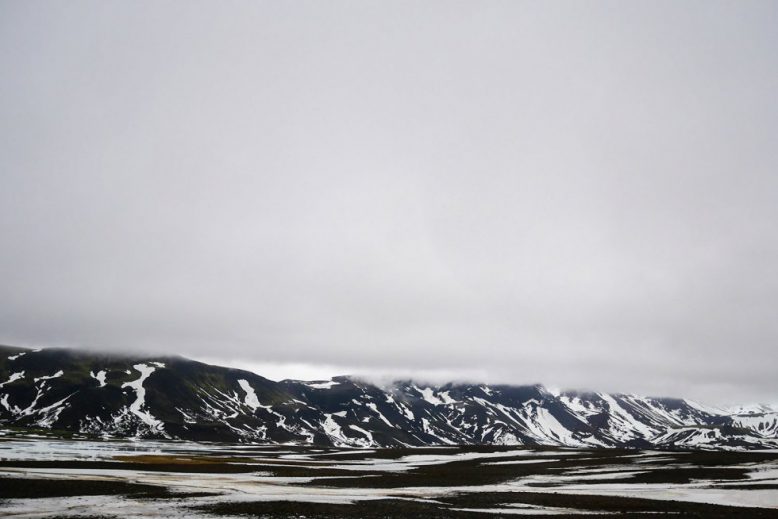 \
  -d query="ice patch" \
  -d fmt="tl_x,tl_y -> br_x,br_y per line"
451,505 -> 607,515
484,458 -> 561,465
